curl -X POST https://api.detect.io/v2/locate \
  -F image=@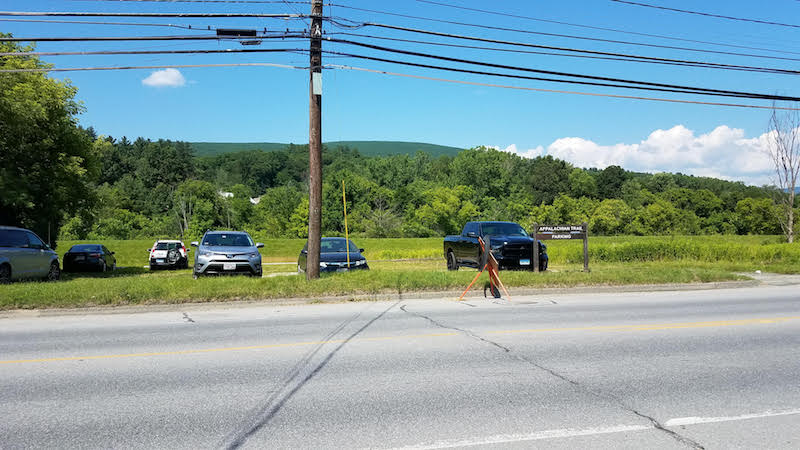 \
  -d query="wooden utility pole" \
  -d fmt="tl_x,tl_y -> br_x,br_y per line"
307,0 -> 323,280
